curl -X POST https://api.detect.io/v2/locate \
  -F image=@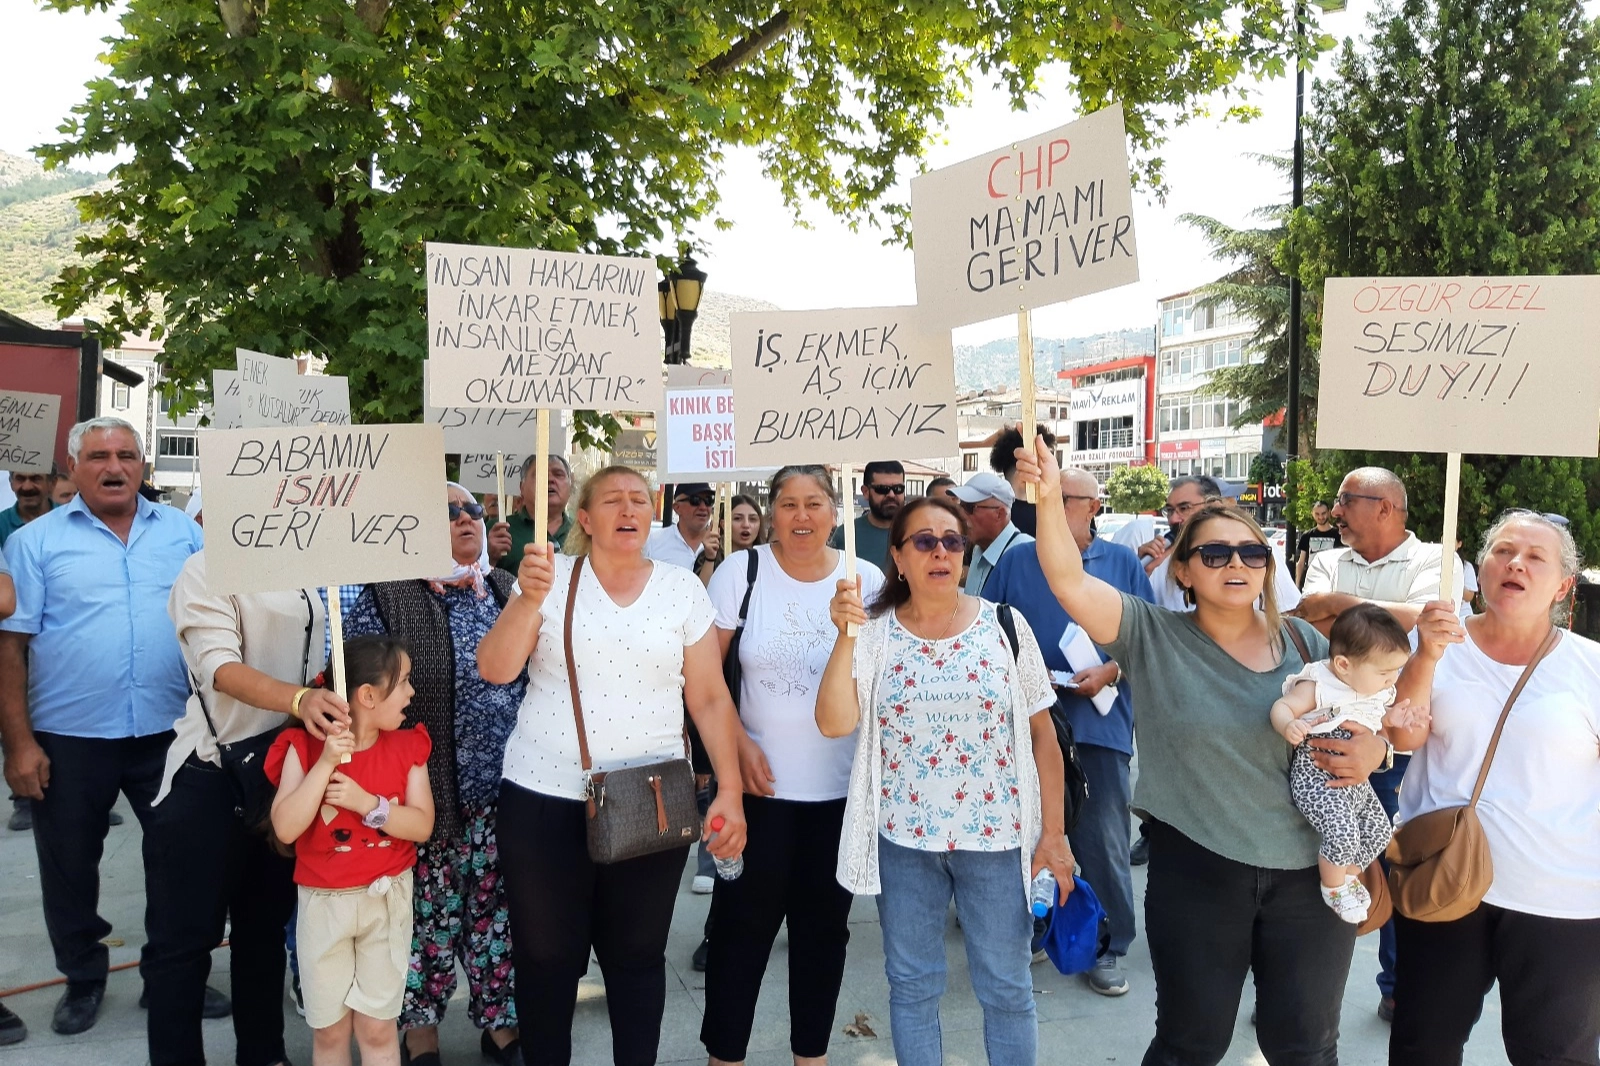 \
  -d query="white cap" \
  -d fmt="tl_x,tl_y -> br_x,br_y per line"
951,472 -> 1015,508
